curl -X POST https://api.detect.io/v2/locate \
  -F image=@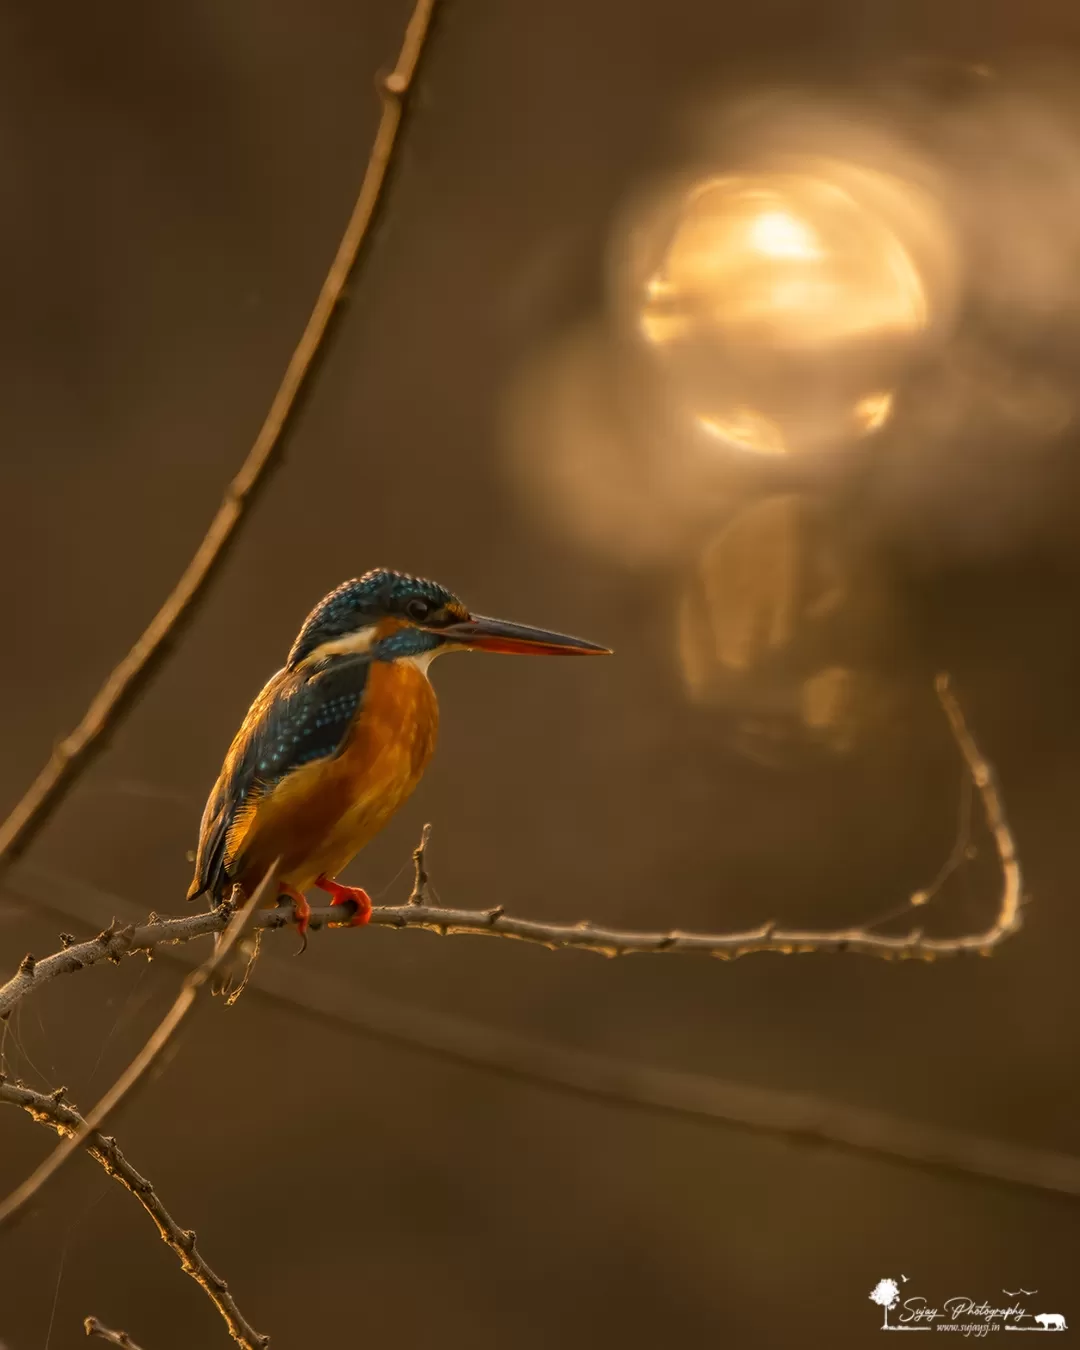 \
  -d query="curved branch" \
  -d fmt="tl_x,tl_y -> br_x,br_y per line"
8,875 -> 1071,1204
0,0 -> 440,886
1,1081 -> 267,1349
0,674 -> 1023,1032
359,673 -> 1023,960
